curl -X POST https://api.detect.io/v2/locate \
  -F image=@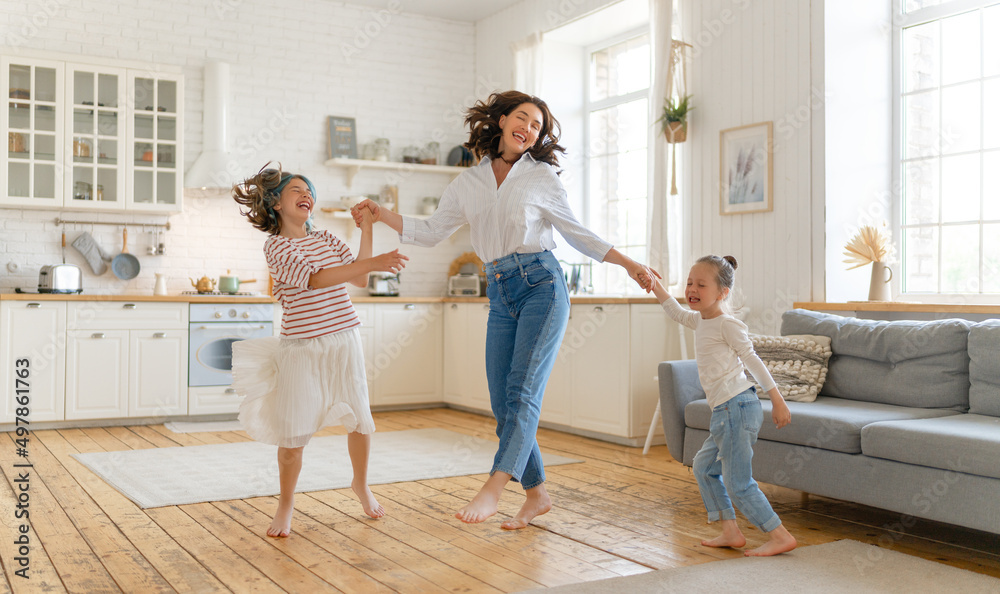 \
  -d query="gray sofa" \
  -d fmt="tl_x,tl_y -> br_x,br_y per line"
658,308 -> 1000,535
